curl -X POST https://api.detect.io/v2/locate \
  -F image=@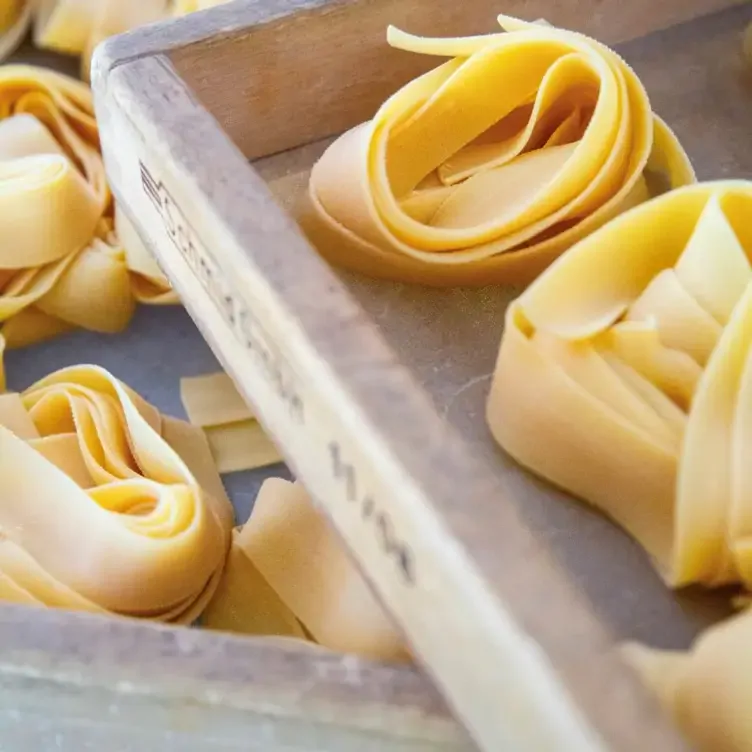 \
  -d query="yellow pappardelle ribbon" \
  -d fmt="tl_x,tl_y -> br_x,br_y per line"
300,15 -> 695,287
204,477 -> 409,662
180,371 -> 283,472
623,608 -> 752,752
0,65 -> 177,390
0,364 -> 233,622
486,181 -> 752,590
